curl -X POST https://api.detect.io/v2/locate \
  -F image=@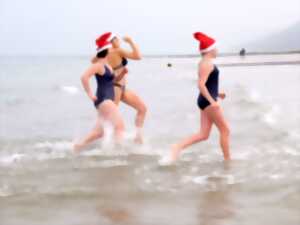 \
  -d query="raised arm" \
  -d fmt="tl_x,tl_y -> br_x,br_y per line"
81,64 -> 103,101
118,36 -> 142,60
198,62 -> 217,105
